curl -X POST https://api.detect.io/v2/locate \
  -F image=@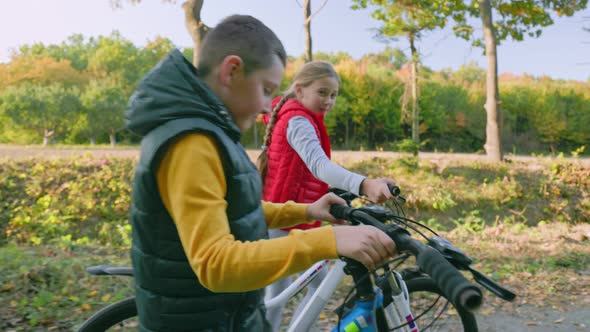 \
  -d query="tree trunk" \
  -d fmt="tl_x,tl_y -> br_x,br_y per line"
90,137 -> 96,145
345,117 -> 350,149
43,128 -> 54,146
109,132 -> 117,147
182,0 -> 209,66
303,0 -> 313,62
253,122 -> 258,149
480,0 -> 502,162
409,34 -> 419,156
